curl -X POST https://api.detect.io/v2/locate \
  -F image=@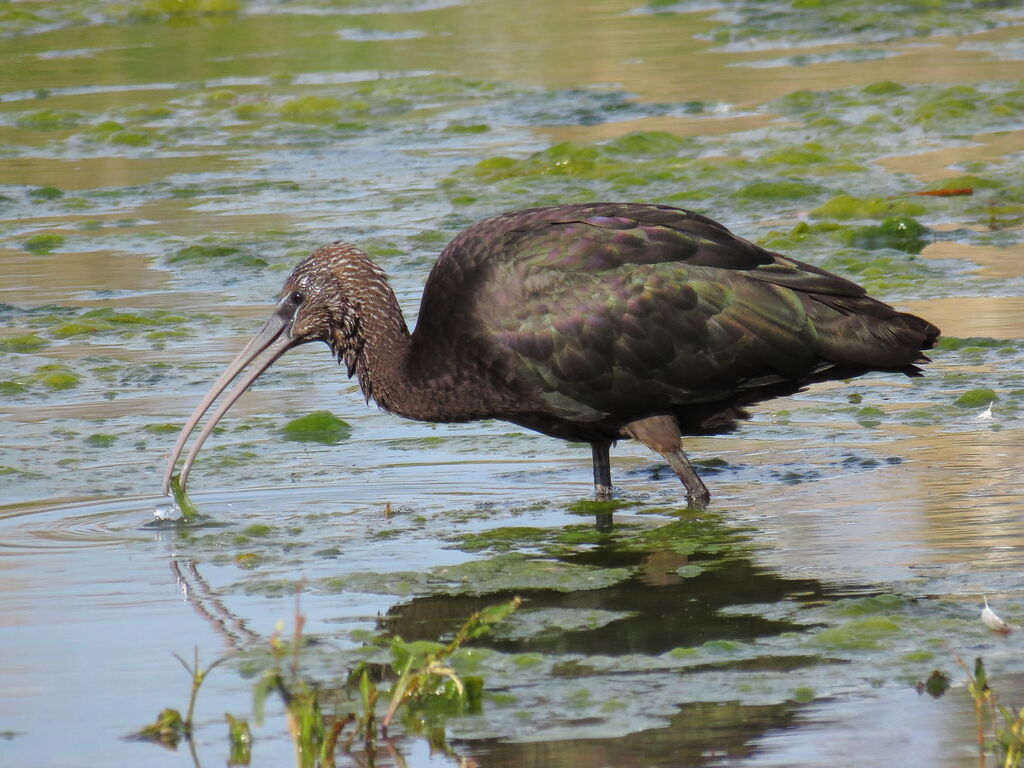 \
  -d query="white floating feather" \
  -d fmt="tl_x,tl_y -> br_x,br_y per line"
976,403 -> 994,421
982,596 -> 1013,635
